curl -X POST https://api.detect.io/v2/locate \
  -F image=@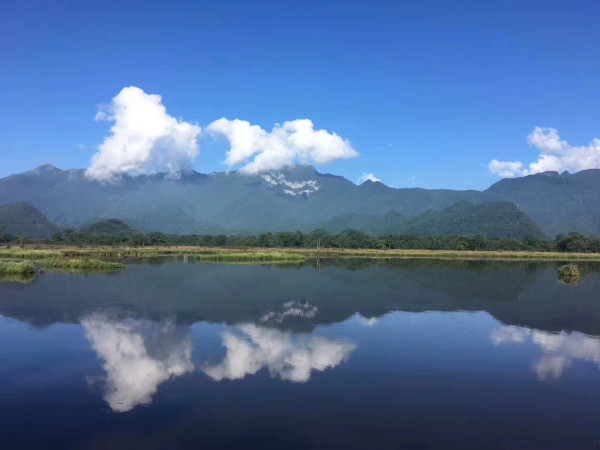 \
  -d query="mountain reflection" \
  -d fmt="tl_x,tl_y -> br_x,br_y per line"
203,324 -> 356,382
492,325 -> 600,380
260,300 -> 318,324
82,314 -> 194,412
